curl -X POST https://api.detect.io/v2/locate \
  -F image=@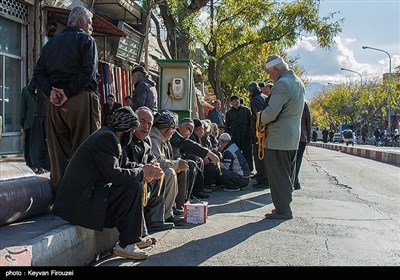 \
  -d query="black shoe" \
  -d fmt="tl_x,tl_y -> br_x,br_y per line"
173,207 -> 184,216
294,182 -> 301,190
264,211 -> 293,220
147,222 -> 175,233
37,168 -> 49,175
253,183 -> 268,190
251,173 -> 259,179
203,187 -> 213,193
165,216 -> 186,226
192,192 -> 210,199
